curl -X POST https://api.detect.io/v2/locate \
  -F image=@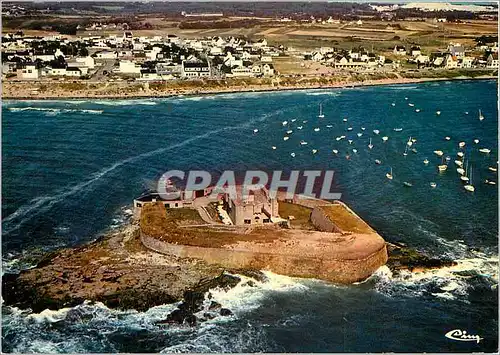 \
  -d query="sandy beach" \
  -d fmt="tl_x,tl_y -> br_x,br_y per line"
2,75 -> 496,101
